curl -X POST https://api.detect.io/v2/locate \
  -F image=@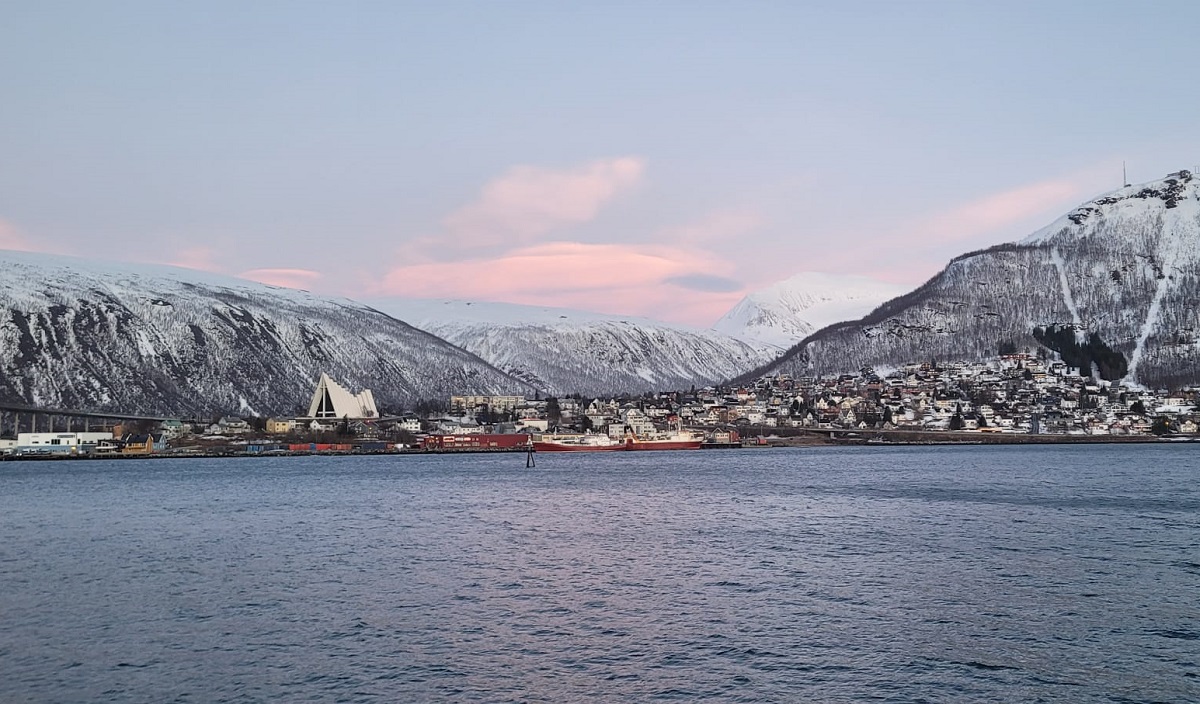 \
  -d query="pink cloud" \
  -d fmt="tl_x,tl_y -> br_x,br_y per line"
167,246 -> 222,272
0,219 -> 37,252
238,268 -> 323,289
441,157 -> 645,247
376,241 -> 739,326
920,178 -> 1083,243
813,174 -> 1105,284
